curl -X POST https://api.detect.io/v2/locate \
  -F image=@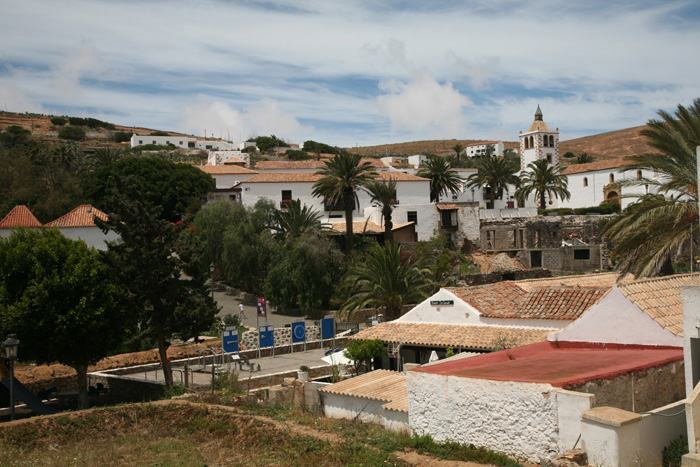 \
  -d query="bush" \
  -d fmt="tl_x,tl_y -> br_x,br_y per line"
286,149 -> 311,161
58,126 -> 86,141
662,435 -> 688,467
50,116 -> 67,126
149,131 -> 169,136
344,339 -> 385,372
113,131 -> 132,143
214,370 -> 242,397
